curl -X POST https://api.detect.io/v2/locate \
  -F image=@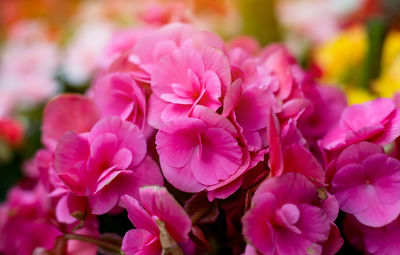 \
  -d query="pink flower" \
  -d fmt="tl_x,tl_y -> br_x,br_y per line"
156,106 -> 250,200
298,83 -> 347,141
222,79 -> 276,151
331,142 -> 400,227
0,21 -> 59,115
361,216 -> 400,255
54,116 -> 163,214
62,21 -> 113,85
42,94 -> 100,151
34,149 -> 91,224
242,172 -> 340,255
343,214 -> 400,255
322,98 -> 400,150
0,184 -> 98,255
0,117 -> 24,147
99,27 -> 152,69
148,36 -> 230,128
90,72 -> 148,131
121,186 -> 192,255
